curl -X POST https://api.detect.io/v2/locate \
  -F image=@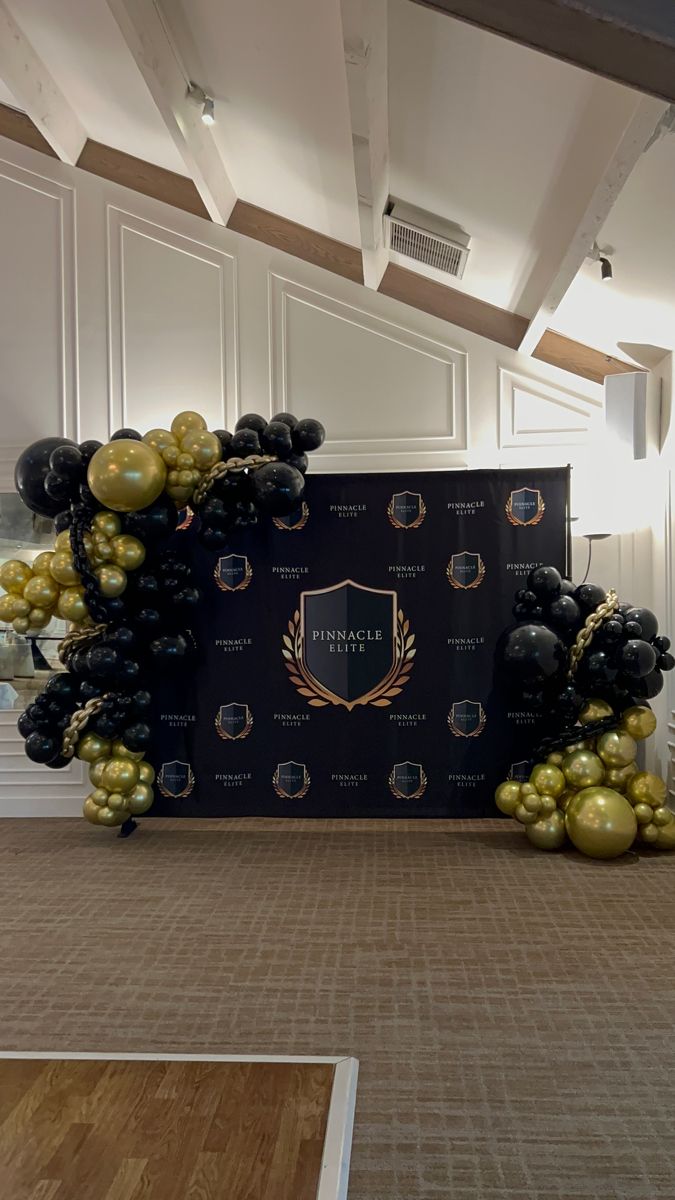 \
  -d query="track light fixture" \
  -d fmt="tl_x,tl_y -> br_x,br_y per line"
589,241 -> 613,283
187,81 -> 215,126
